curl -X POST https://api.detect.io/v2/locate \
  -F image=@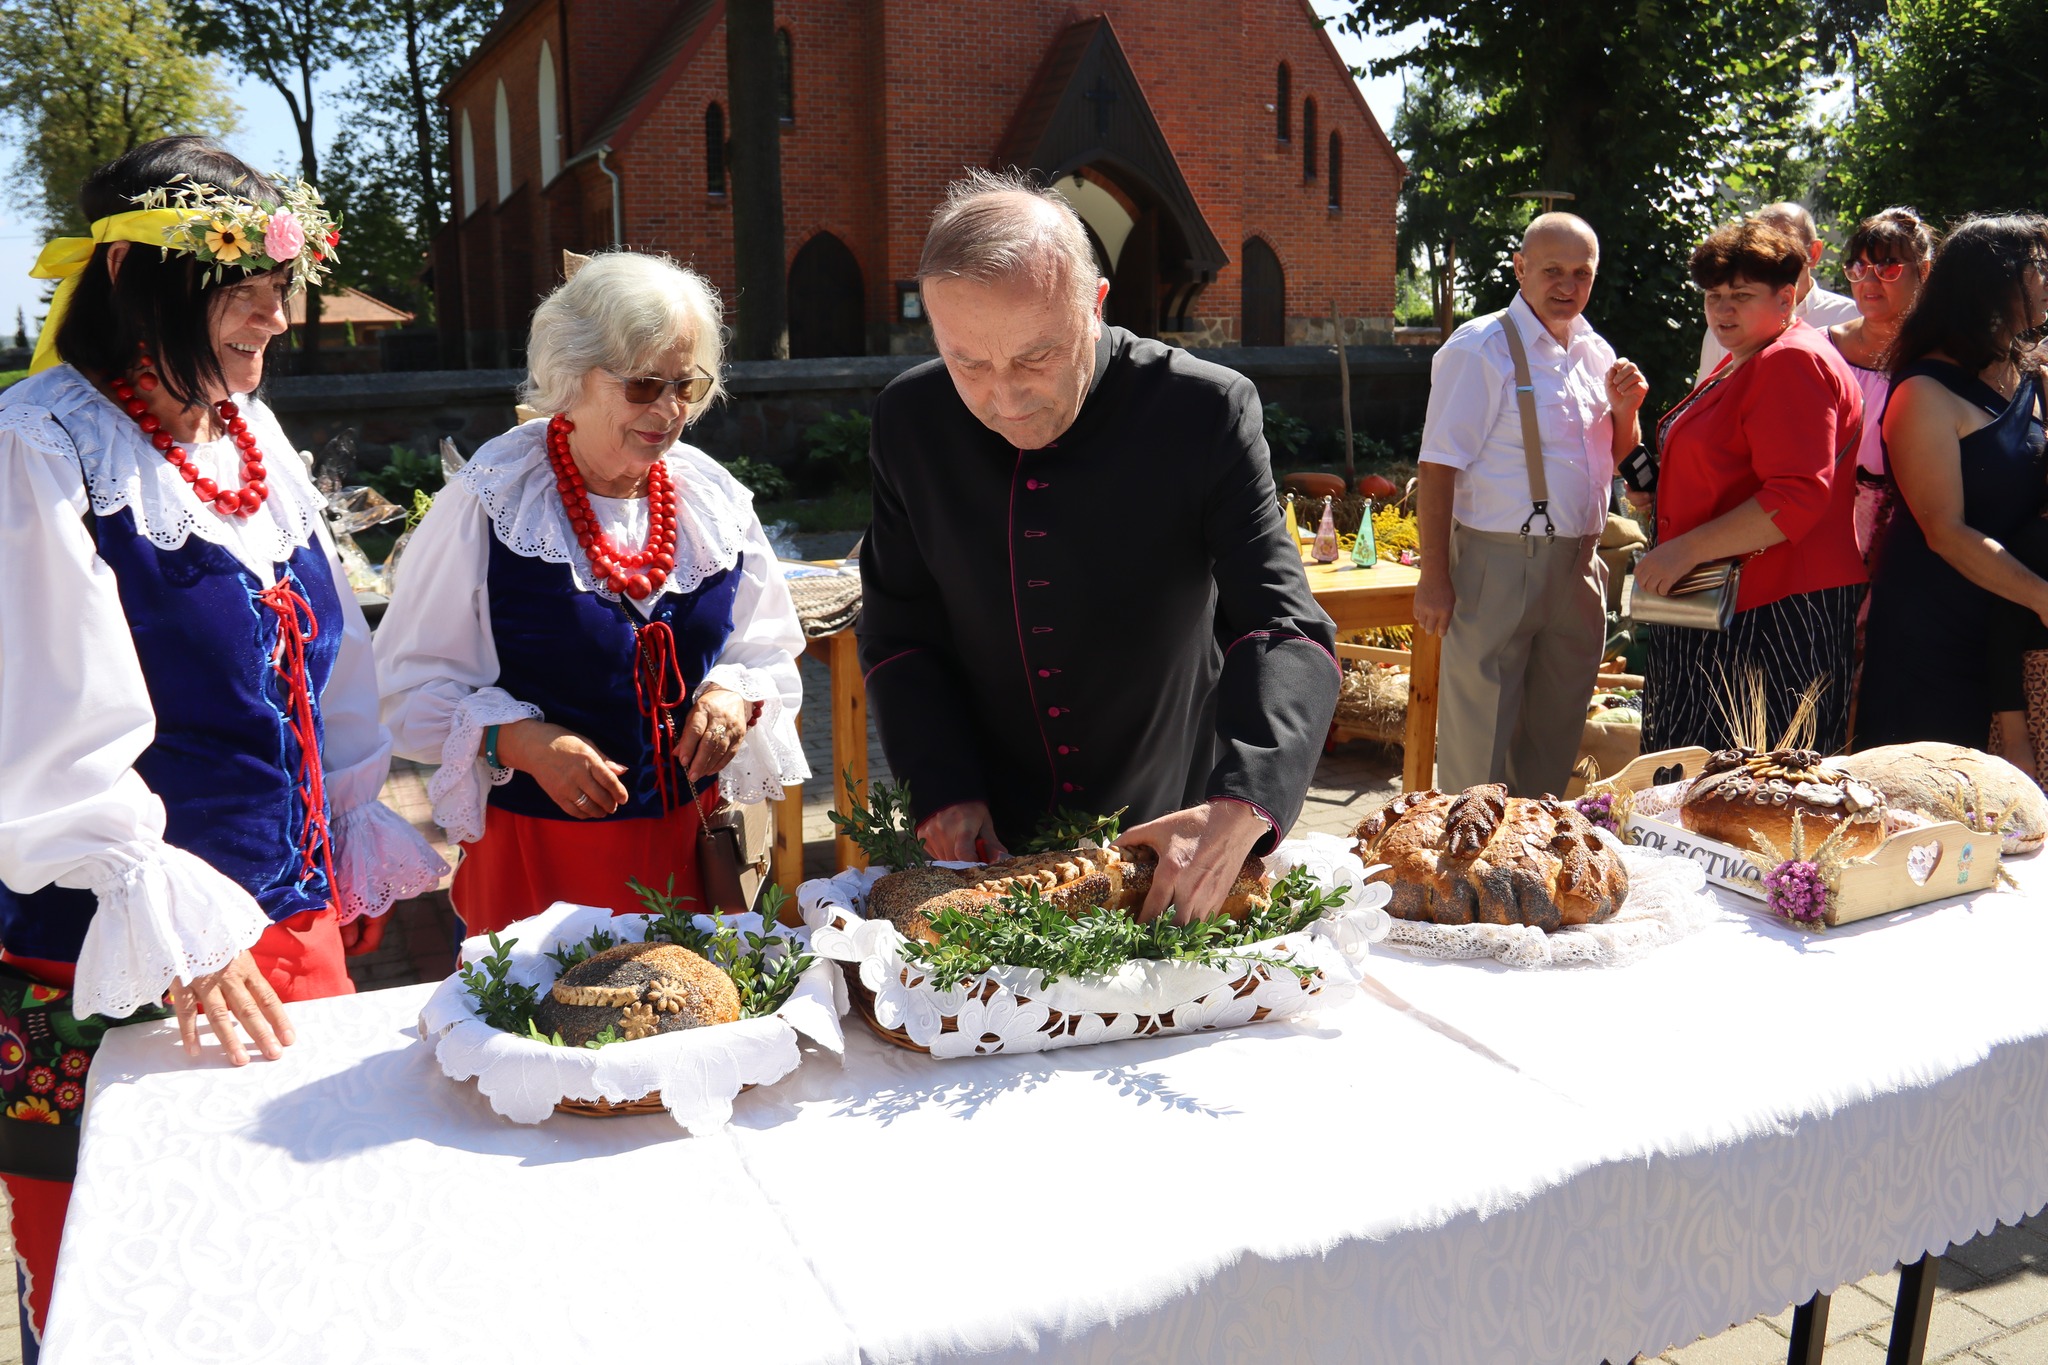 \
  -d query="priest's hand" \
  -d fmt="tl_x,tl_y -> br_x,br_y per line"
917,801 -> 1009,863
496,718 -> 630,819
679,685 -> 753,784
1118,799 -> 1271,925
170,951 -> 295,1066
